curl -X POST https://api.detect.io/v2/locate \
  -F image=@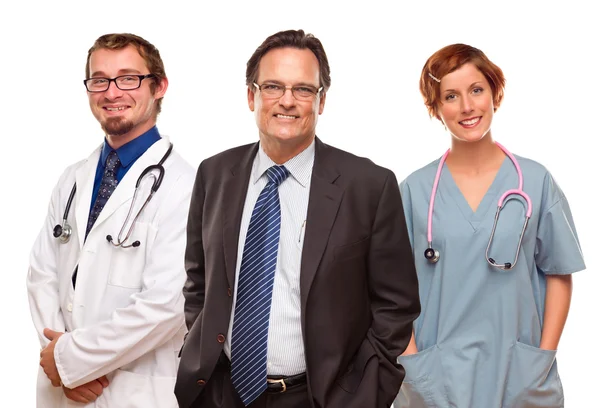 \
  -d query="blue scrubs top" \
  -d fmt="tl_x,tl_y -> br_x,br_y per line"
395,154 -> 585,408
